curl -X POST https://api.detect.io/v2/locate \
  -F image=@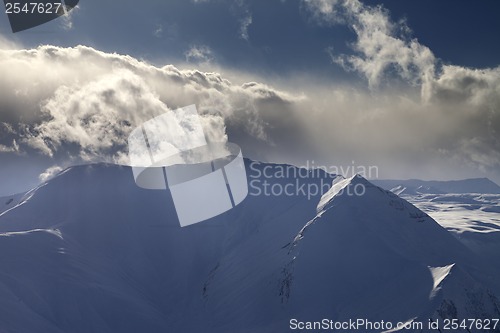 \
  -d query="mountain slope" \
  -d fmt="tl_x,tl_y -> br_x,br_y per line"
283,175 -> 499,331
0,162 -> 328,333
0,163 -> 498,332
429,264 -> 500,328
